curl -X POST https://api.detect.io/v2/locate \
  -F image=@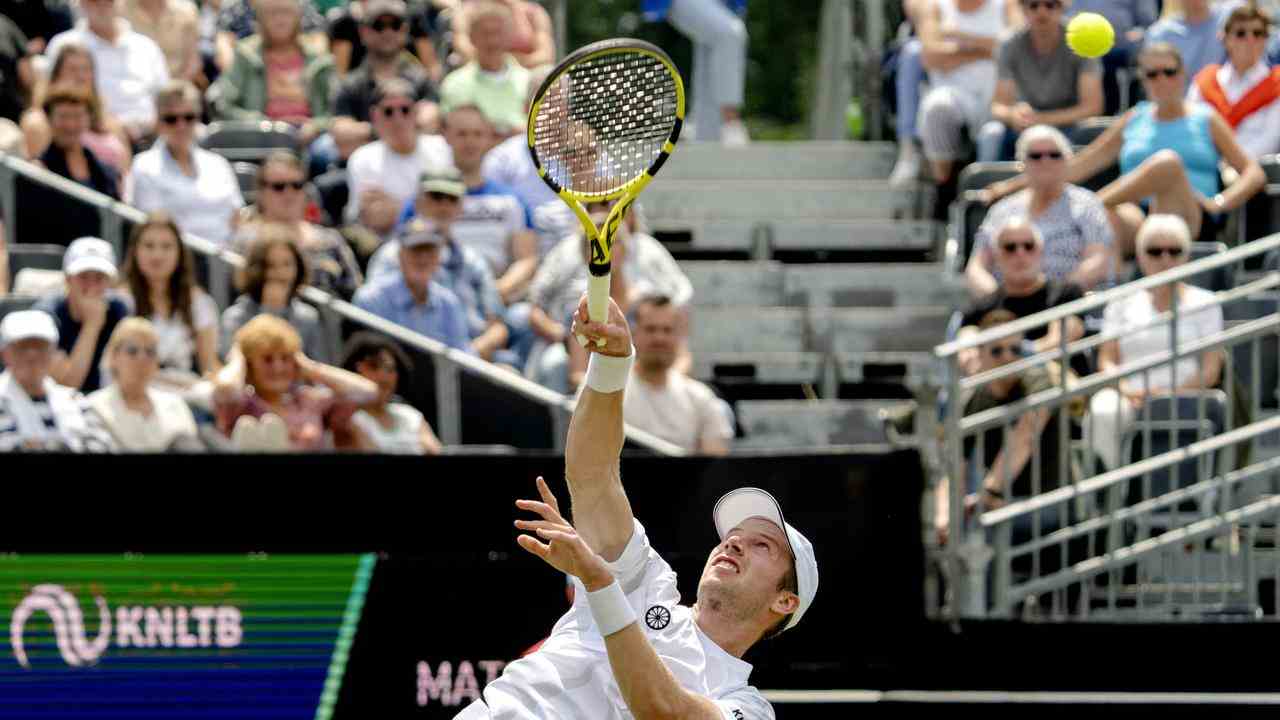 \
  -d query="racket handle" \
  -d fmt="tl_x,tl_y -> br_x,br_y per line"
585,272 -> 610,348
